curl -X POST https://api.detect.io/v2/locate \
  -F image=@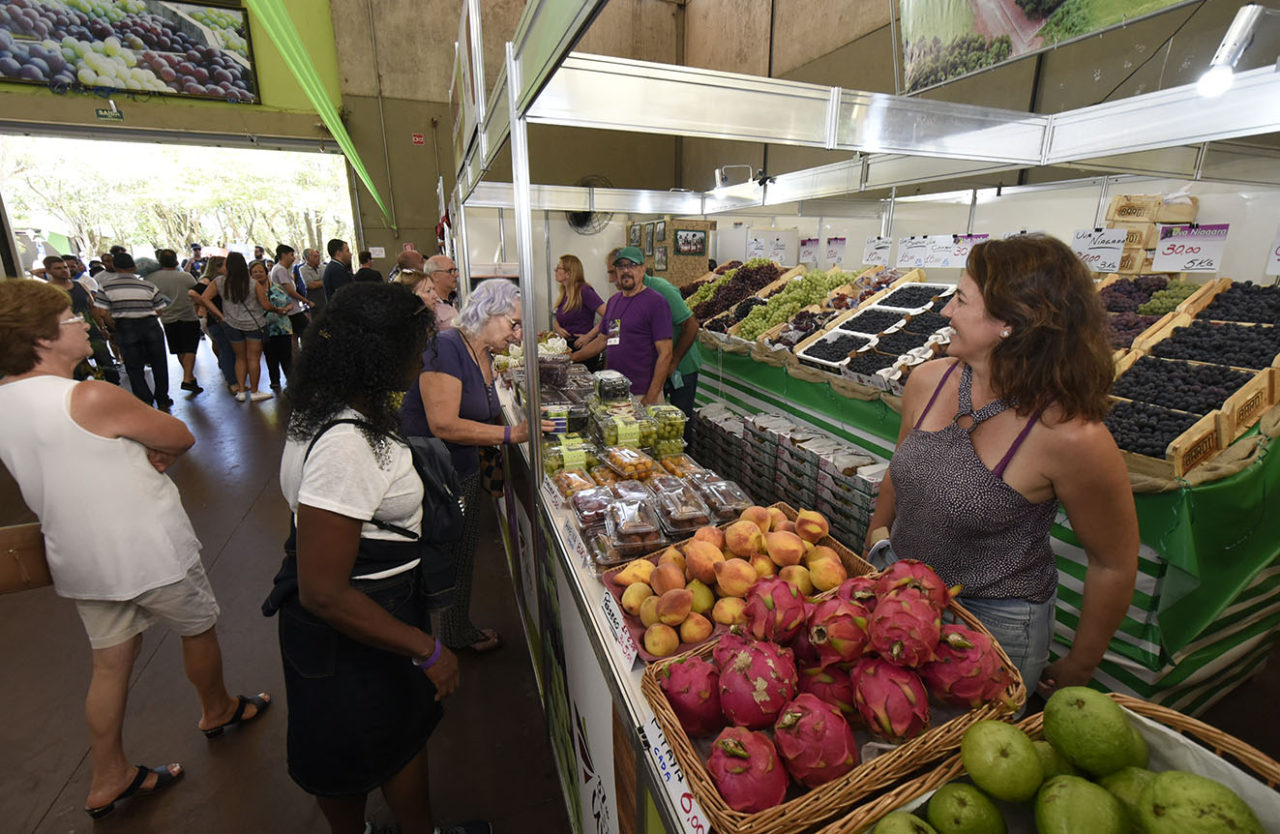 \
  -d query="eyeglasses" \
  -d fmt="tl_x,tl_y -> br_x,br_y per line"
59,314 -> 85,326
505,315 -> 522,331
432,267 -> 460,276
